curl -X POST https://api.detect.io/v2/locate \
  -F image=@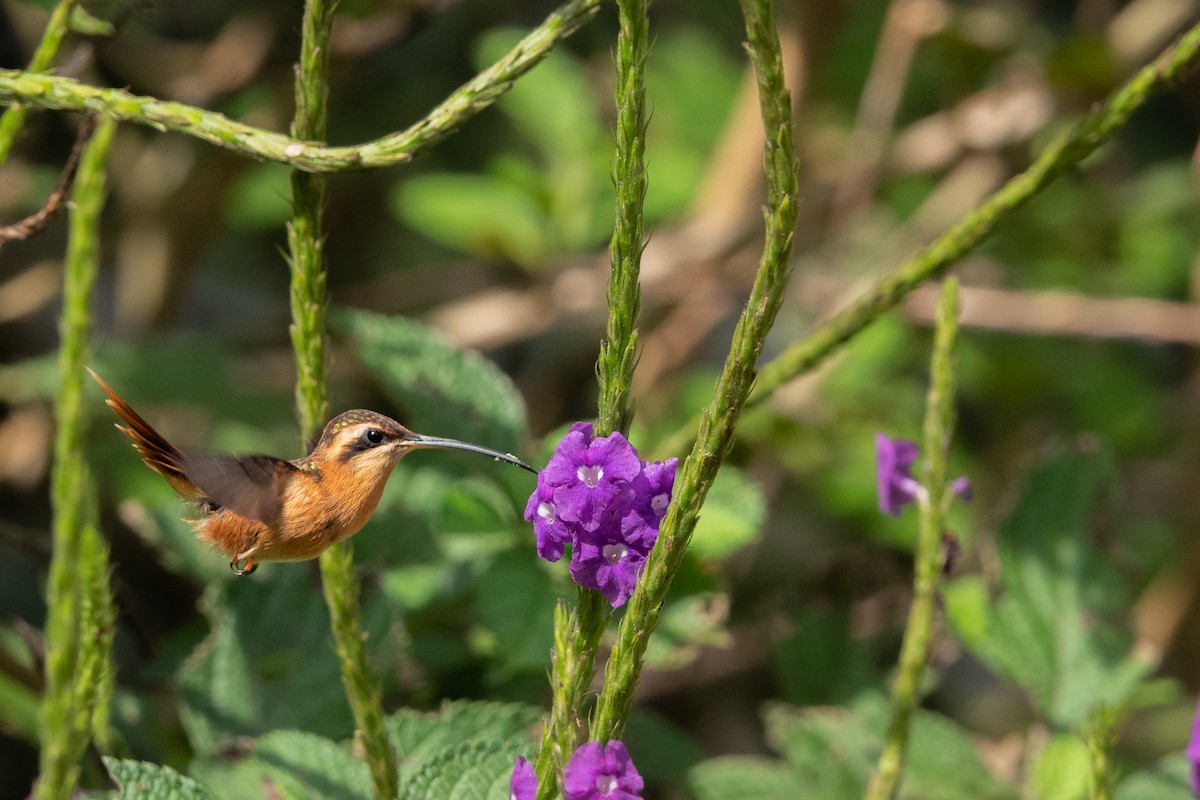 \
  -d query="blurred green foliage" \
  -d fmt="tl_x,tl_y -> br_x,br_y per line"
1,0 -> 1199,798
